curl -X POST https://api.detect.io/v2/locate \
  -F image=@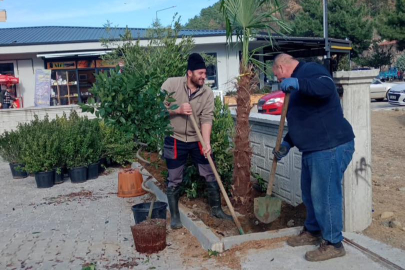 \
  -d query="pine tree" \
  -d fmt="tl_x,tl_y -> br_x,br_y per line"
377,0 -> 405,51
292,0 -> 373,58
184,2 -> 225,30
